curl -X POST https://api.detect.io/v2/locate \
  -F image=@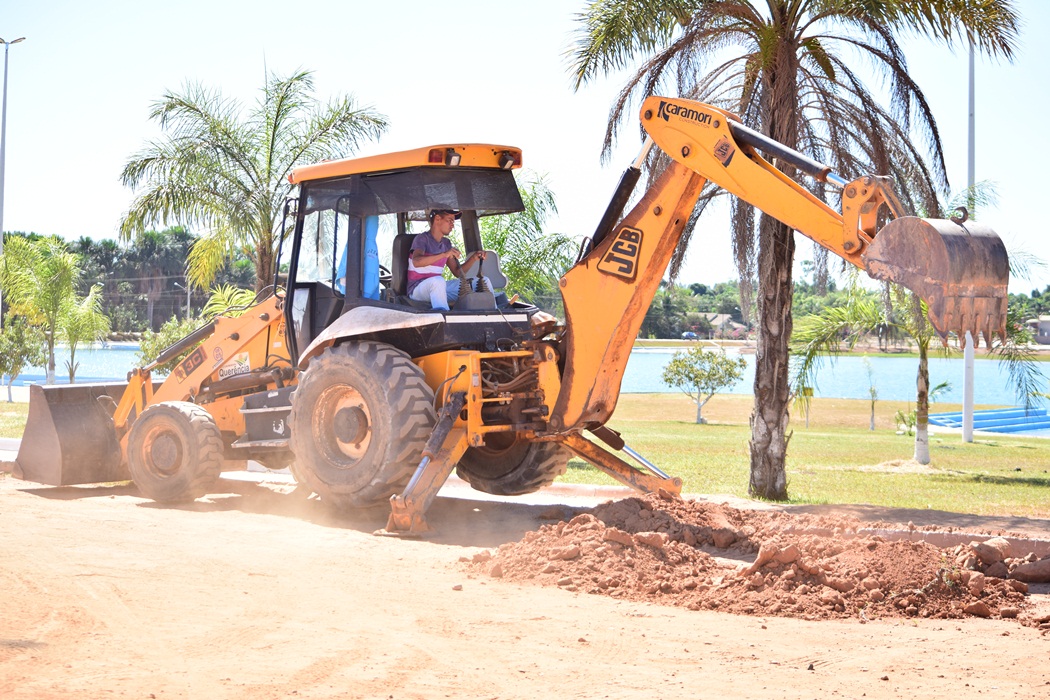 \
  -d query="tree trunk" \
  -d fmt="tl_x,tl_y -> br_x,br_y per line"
747,54 -> 799,501
914,342 -> 931,465
695,394 -> 711,424
46,334 -> 56,385
144,274 -> 163,331
68,345 -> 78,384
748,214 -> 794,500
256,230 -> 275,293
